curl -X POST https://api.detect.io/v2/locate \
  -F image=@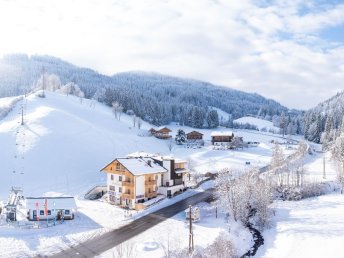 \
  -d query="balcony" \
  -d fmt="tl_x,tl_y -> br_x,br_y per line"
144,180 -> 156,186
121,193 -> 134,199
122,181 -> 134,187
145,192 -> 157,198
